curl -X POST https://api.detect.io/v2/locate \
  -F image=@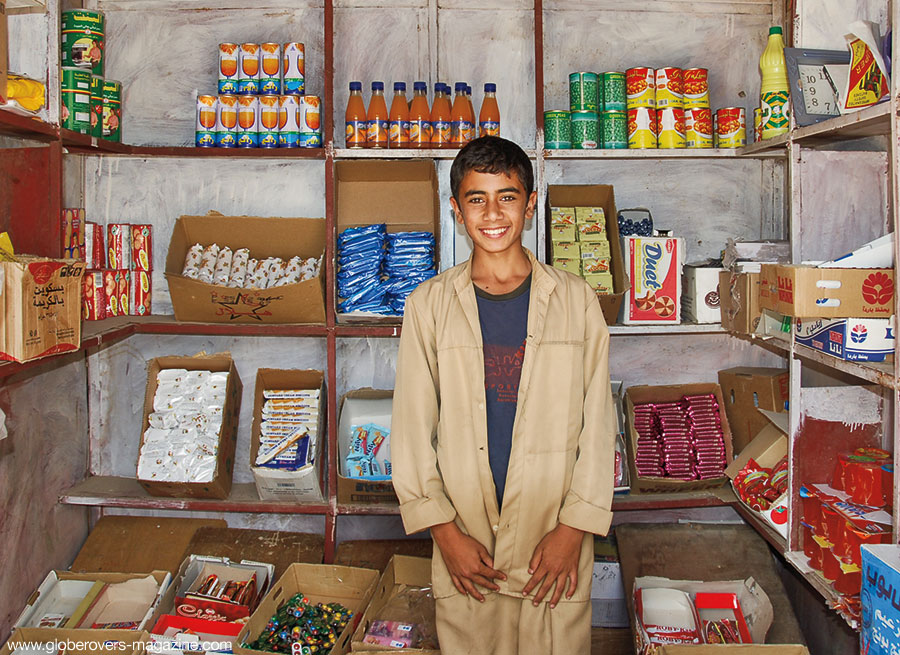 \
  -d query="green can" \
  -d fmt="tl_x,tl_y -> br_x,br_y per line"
60,67 -> 92,134
102,79 -> 122,142
601,110 -> 627,149
90,74 -> 104,138
544,110 -> 571,149
602,72 -> 627,111
569,72 -> 599,112
61,9 -> 105,76
571,111 -> 599,149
